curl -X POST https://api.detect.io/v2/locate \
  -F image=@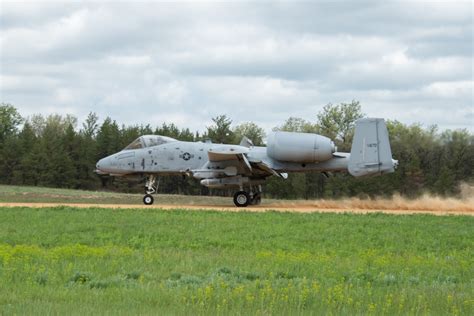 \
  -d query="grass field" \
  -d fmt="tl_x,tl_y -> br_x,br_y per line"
0,205 -> 473,315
